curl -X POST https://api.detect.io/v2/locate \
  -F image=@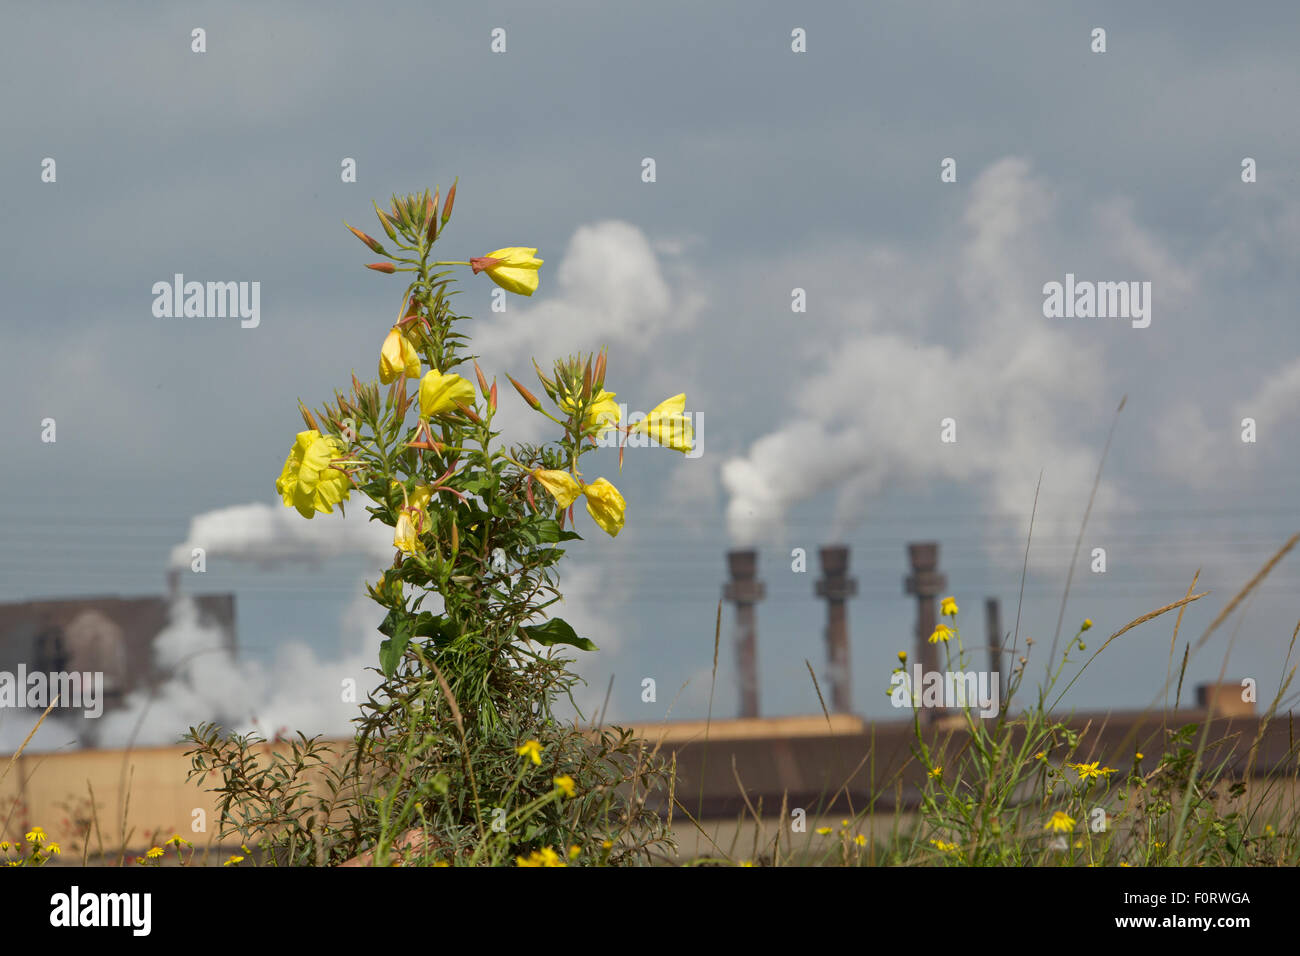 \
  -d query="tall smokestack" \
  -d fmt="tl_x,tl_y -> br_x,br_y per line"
985,597 -> 1002,691
904,542 -> 947,723
815,545 -> 857,713
723,549 -> 764,718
